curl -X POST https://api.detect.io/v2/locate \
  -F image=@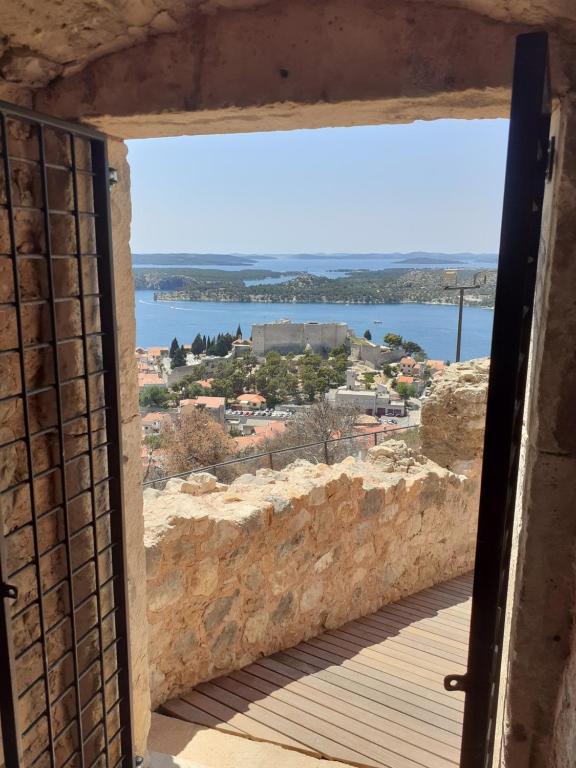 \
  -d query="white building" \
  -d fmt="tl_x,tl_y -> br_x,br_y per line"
327,387 -> 406,417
